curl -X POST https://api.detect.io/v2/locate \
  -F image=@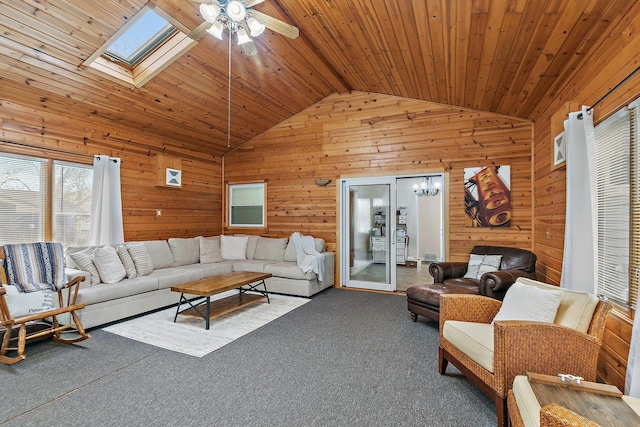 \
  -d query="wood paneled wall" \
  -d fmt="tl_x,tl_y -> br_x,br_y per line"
0,99 -> 223,242
531,4 -> 640,390
224,91 -> 533,280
